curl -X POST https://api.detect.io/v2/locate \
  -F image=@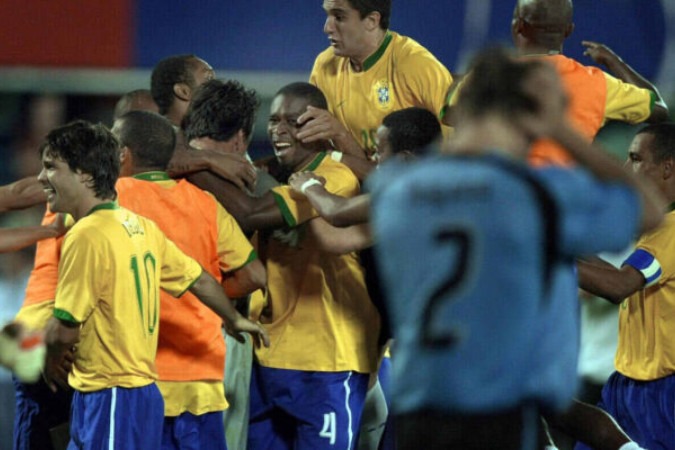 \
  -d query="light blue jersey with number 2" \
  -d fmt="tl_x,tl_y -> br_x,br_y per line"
369,154 -> 640,415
